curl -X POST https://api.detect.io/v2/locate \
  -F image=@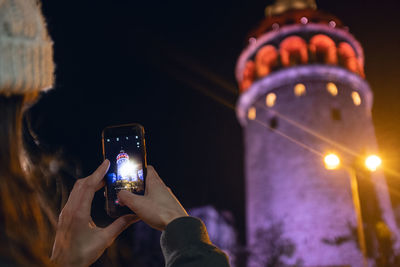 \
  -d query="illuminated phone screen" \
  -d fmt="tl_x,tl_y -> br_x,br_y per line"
103,125 -> 146,217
